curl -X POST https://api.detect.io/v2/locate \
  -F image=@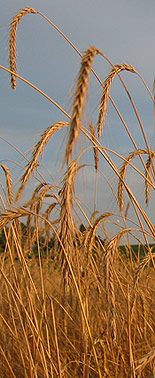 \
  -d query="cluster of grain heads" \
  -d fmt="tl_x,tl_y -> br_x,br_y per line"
0,5 -> 154,378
